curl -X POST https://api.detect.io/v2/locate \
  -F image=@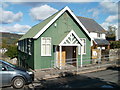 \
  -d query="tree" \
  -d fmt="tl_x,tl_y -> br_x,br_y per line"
2,39 -> 8,48
106,25 -> 117,41
5,45 -> 18,59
